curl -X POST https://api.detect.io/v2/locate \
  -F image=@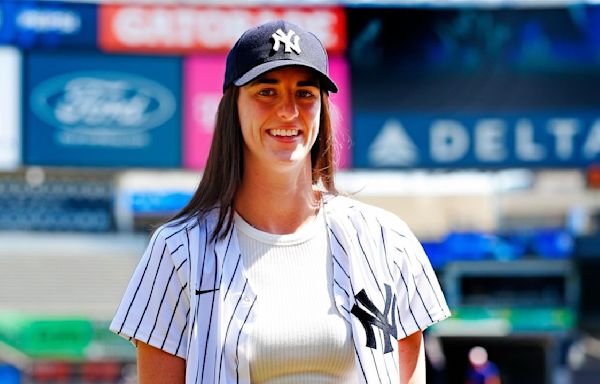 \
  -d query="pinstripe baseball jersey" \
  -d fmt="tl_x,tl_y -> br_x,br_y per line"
110,194 -> 450,383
